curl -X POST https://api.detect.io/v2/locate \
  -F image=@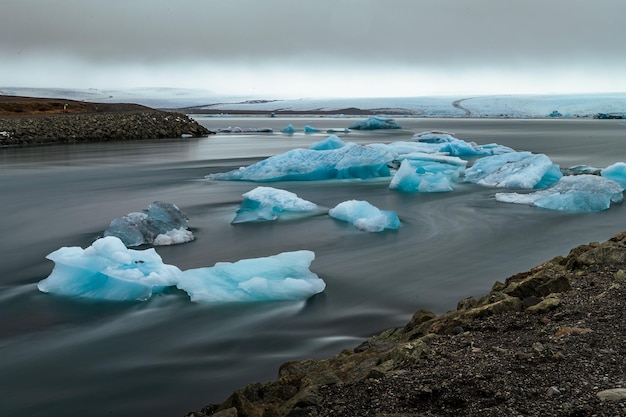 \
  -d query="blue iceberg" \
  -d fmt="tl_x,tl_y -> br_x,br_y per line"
495,175 -> 624,212
349,117 -> 402,130
601,162 -> 626,187
207,142 -> 393,182
177,250 -> 325,302
304,125 -> 321,133
464,151 -> 562,189
389,155 -> 466,192
281,124 -> 297,134
329,200 -> 400,232
38,237 -> 326,303
232,186 -> 323,223
308,135 -> 346,150
38,236 -> 182,301
103,201 -> 194,247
